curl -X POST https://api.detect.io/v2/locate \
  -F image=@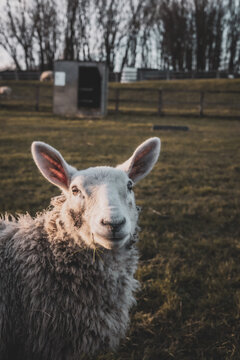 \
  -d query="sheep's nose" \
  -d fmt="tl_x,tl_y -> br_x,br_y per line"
101,217 -> 126,232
